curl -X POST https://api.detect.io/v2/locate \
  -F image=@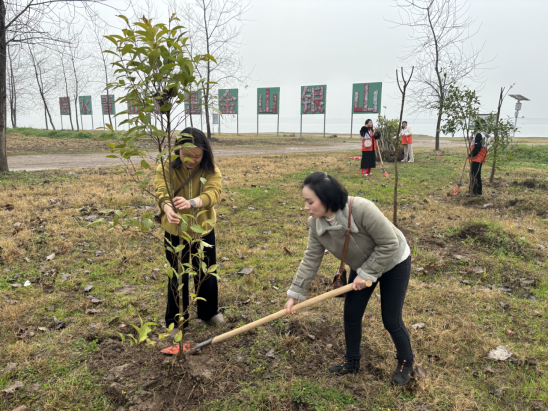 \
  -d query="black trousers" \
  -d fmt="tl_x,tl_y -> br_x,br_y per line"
344,256 -> 414,363
164,229 -> 218,328
470,162 -> 483,195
